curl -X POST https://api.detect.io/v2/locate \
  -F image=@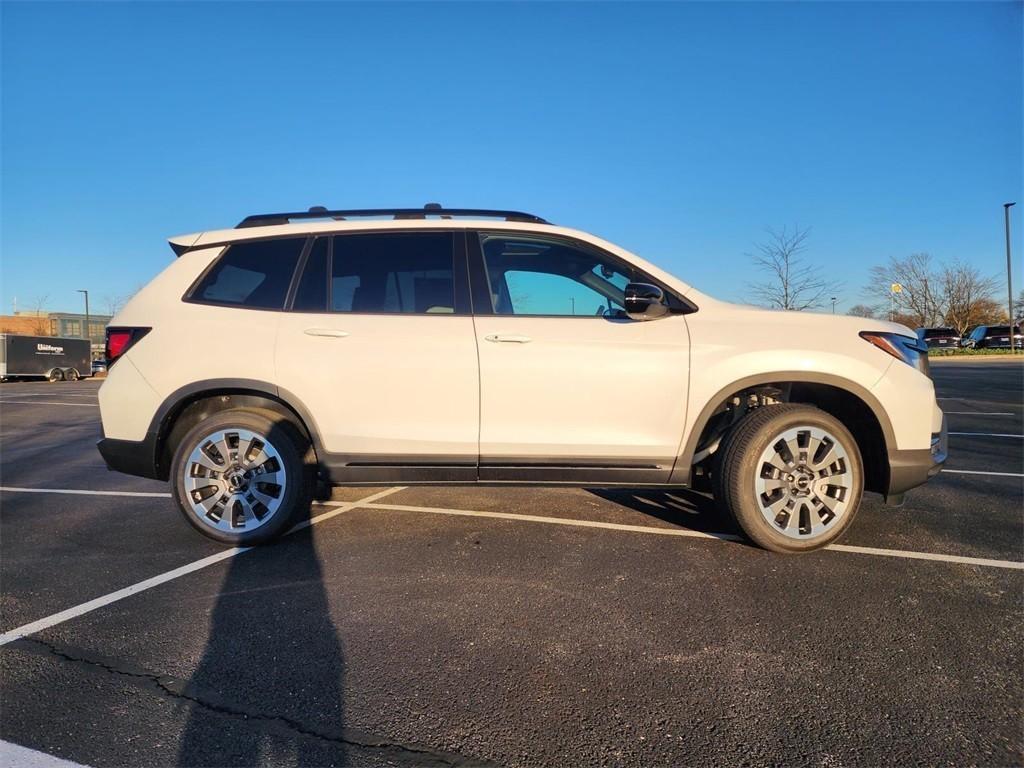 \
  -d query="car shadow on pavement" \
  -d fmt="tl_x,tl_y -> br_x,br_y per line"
587,487 -> 743,539
177,424 -> 348,766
